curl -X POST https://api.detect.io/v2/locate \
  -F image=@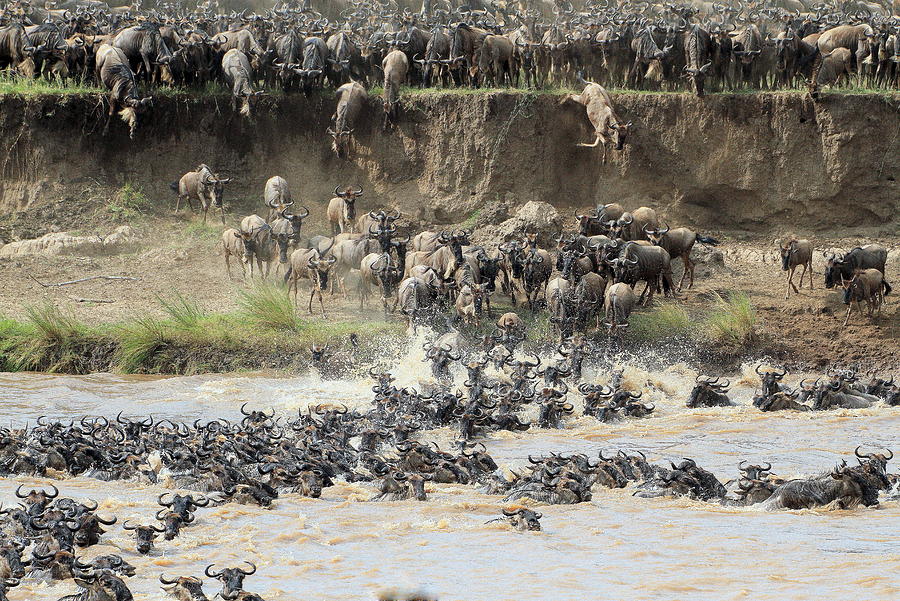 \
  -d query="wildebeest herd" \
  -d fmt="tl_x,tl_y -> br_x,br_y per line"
0,352 -> 896,599
171,164 -> 893,337
0,0 -> 898,138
